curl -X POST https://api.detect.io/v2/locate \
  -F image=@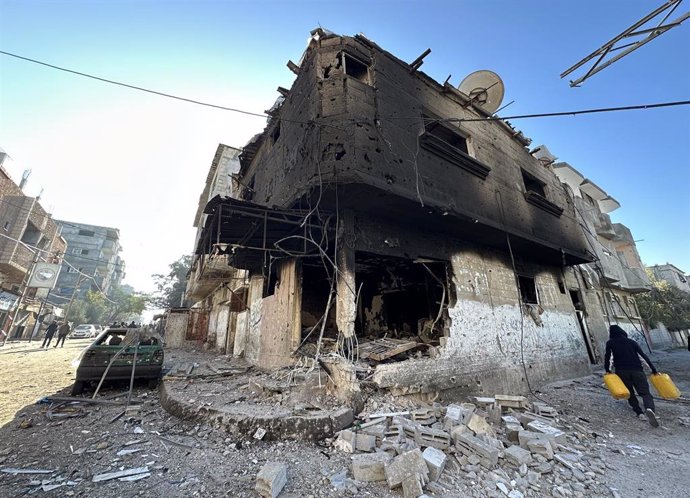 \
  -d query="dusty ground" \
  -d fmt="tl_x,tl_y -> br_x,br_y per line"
0,343 -> 688,497
0,338 -> 91,426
